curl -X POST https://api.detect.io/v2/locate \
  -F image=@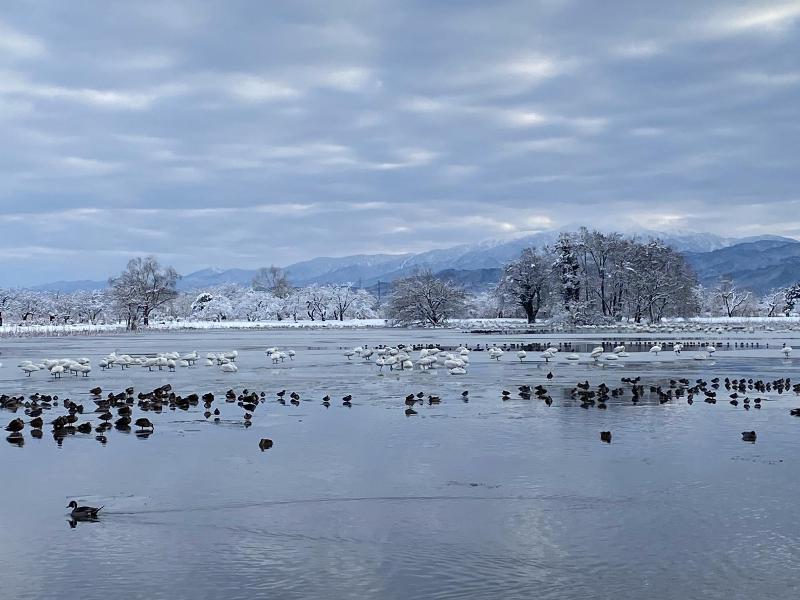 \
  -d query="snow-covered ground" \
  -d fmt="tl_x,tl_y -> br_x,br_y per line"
2,316 -> 800,338
0,318 -> 389,337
